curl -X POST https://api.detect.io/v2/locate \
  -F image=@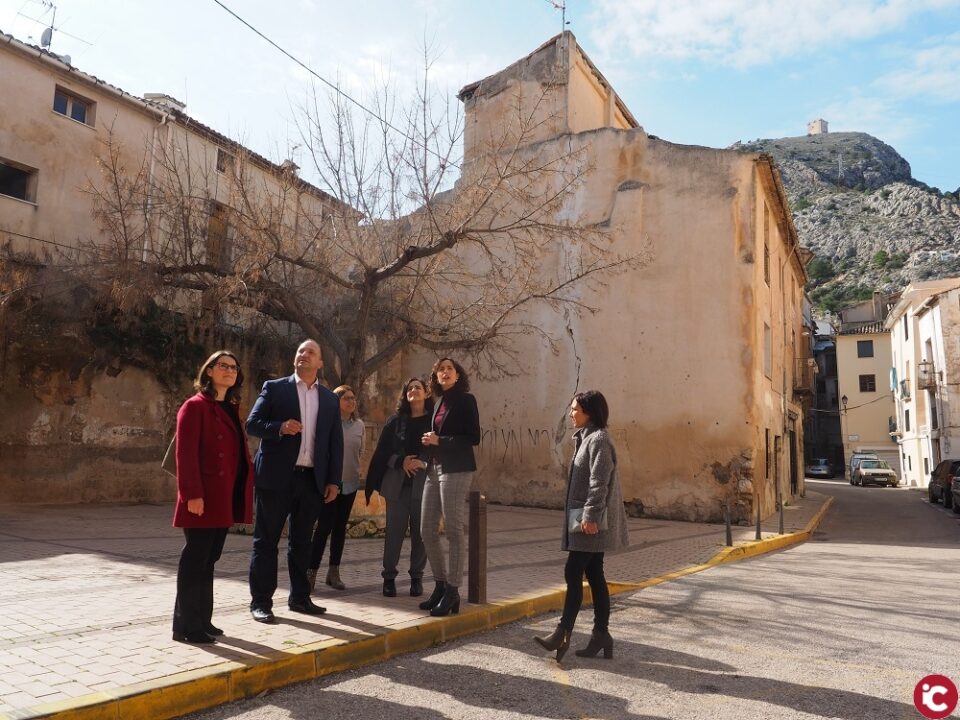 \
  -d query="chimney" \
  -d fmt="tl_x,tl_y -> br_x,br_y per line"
280,159 -> 300,176
144,93 -> 186,113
